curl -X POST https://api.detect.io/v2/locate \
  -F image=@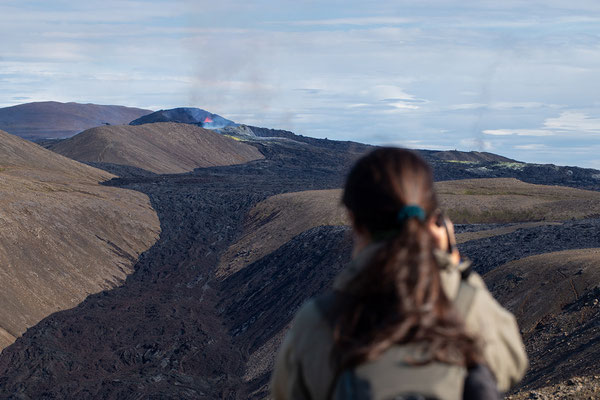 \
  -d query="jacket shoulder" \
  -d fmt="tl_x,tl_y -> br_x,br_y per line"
459,272 -> 529,392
